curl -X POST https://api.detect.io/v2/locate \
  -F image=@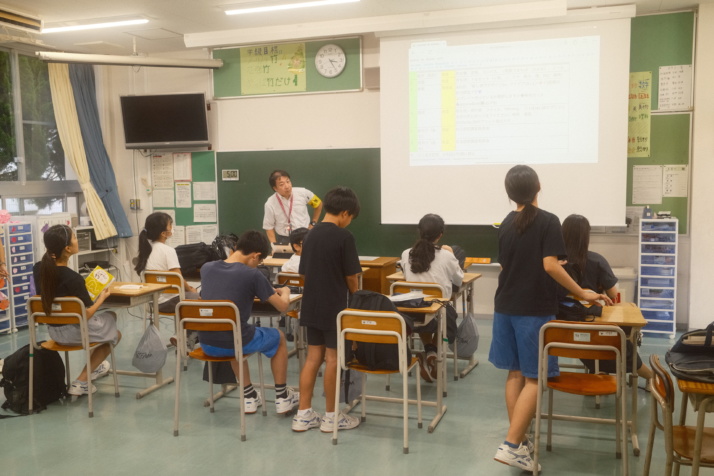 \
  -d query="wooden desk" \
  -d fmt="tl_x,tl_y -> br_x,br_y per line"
677,379 -> 714,475
386,272 -> 483,379
359,257 -> 398,294
597,302 -> 648,456
103,282 -> 173,399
